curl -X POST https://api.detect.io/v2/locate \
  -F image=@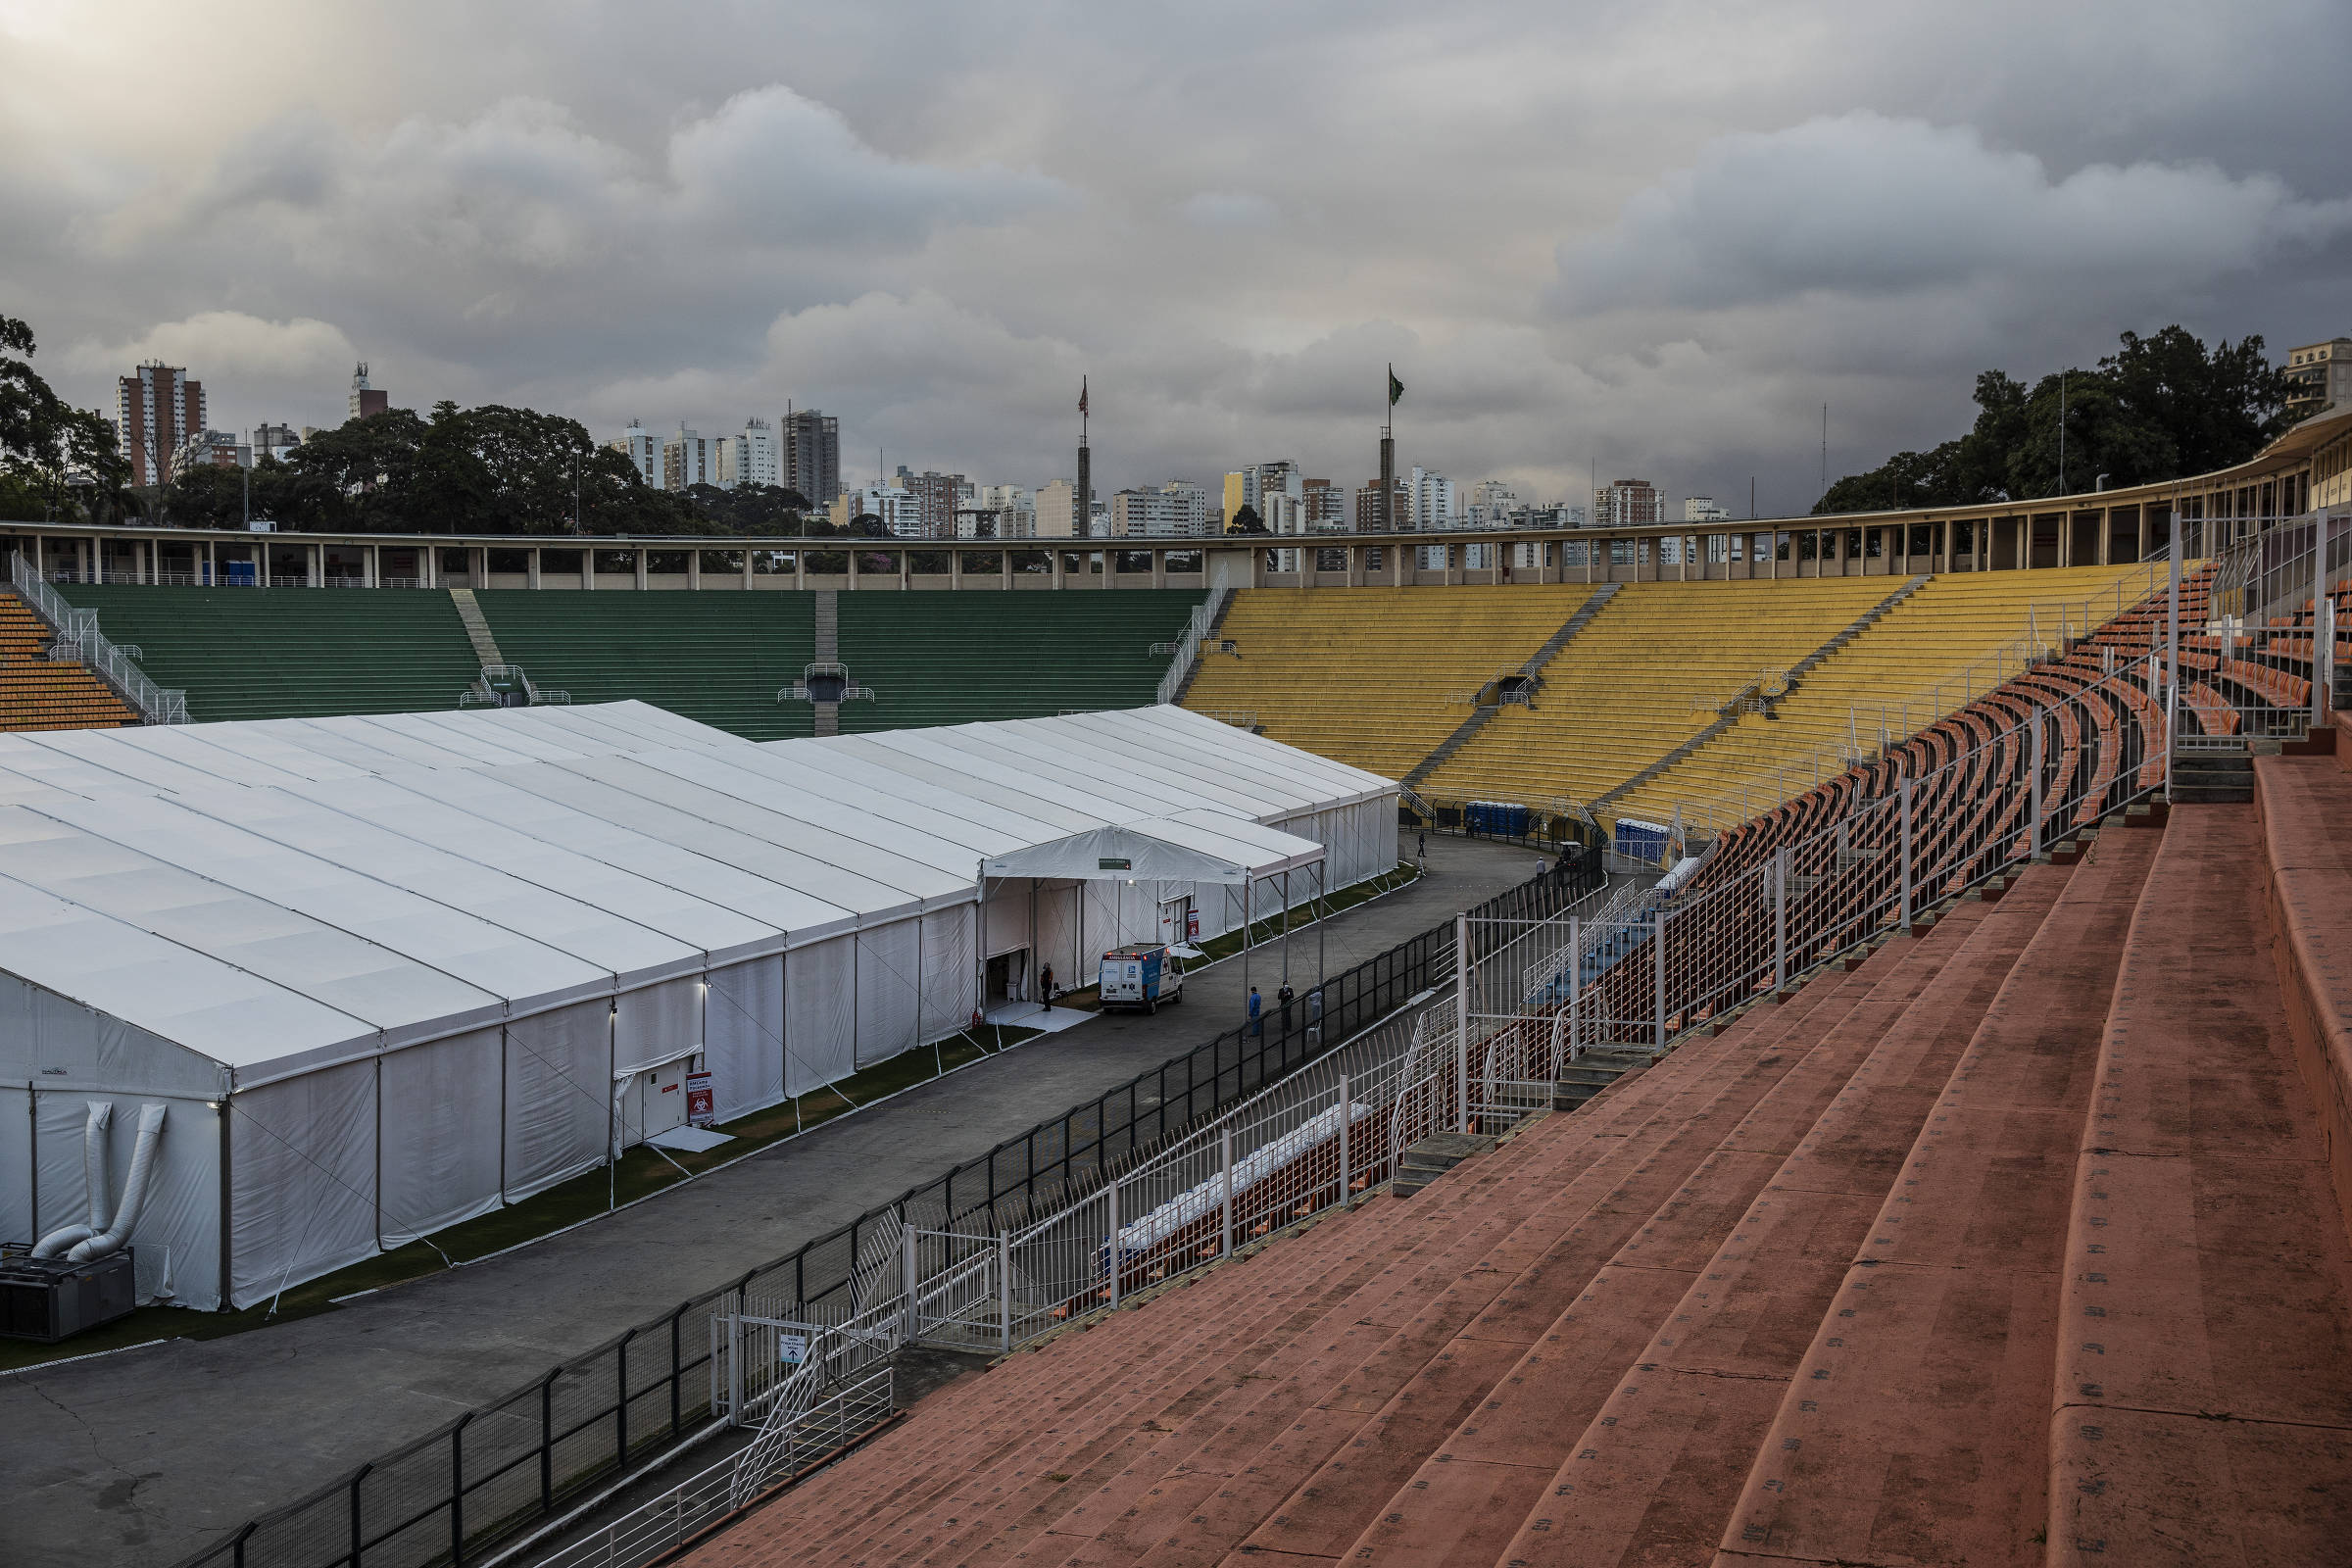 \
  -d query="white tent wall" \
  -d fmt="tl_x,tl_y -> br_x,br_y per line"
29,1088 -> 223,1308
228,1061 -> 377,1309
376,1029 -> 504,1246
503,1004 -> 612,1202
853,920 -> 922,1068
917,906 -> 976,1041
704,956 -> 785,1124
784,937 -> 857,1096
0,1085 -> 28,1247
1033,883 -> 1080,992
